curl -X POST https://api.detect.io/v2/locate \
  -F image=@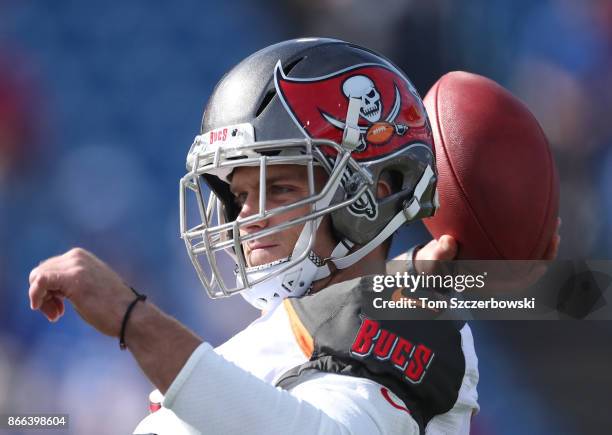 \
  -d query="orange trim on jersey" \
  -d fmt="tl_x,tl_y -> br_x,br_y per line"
283,299 -> 314,358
